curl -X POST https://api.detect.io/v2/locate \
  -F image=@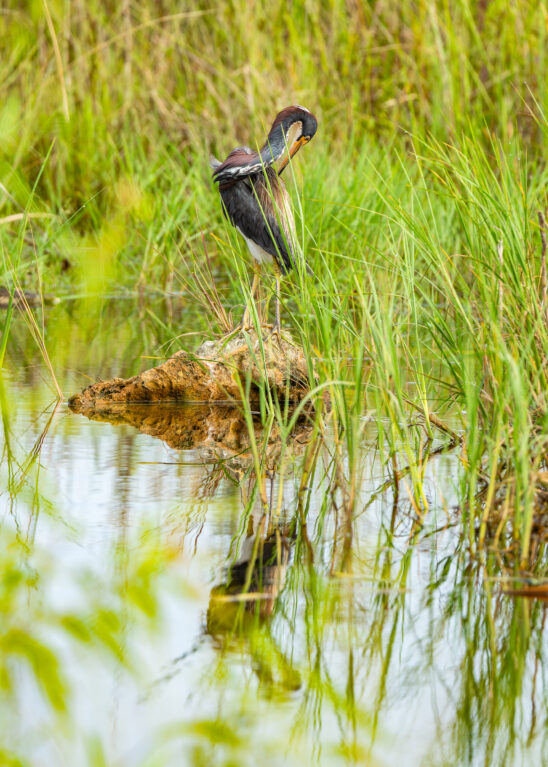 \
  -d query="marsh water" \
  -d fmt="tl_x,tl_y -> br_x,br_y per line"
1,297 -> 547,767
